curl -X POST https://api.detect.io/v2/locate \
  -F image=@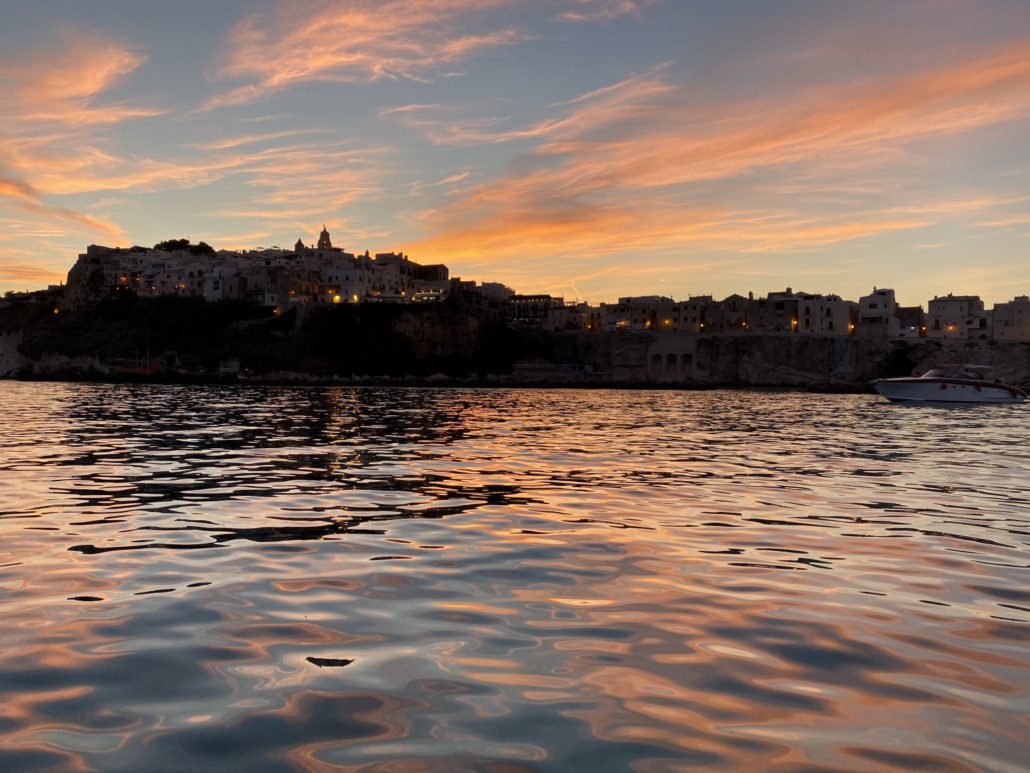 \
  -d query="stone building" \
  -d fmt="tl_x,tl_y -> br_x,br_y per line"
926,294 -> 985,339
604,296 -> 676,331
992,295 -> 1030,341
746,288 -> 799,332
795,293 -> 856,336
856,288 -> 899,337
